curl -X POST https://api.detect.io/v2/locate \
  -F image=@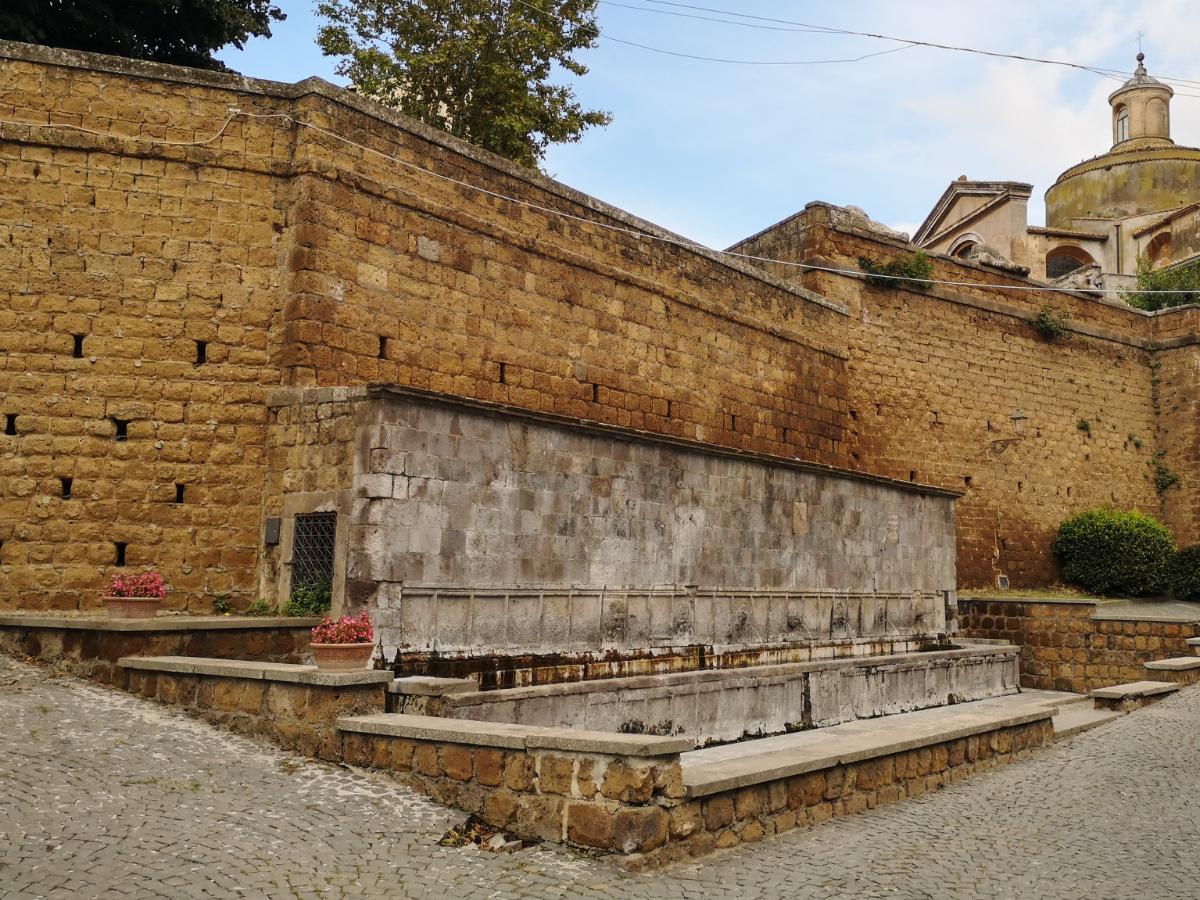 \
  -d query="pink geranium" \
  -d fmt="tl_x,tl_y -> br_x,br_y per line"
107,572 -> 165,599
311,610 -> 374,644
